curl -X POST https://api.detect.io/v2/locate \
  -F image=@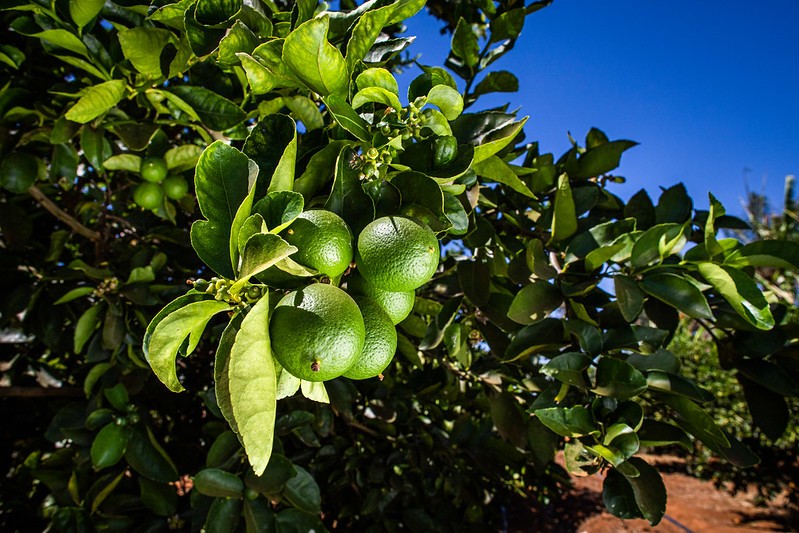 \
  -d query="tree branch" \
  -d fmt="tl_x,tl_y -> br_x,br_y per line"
28,185 -> 101,242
